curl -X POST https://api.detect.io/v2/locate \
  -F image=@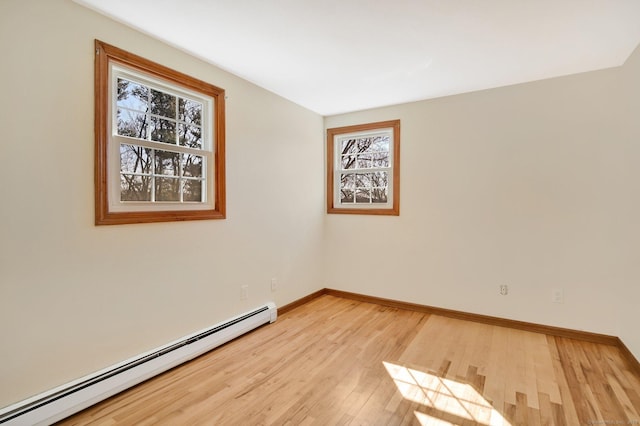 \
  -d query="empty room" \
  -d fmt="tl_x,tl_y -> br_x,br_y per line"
1,0 -> 639,425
